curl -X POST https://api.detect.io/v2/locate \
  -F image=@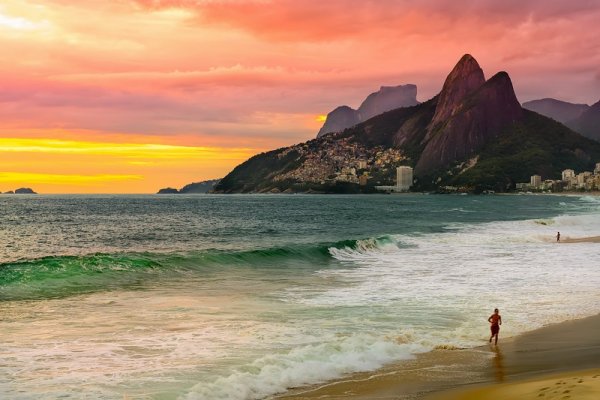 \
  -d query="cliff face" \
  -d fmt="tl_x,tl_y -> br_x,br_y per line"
316,84 -> 418,138
567,99 -> 600,142
522,98 -> 589,123
357,84 -> 419,121
415,57 -> 522,175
